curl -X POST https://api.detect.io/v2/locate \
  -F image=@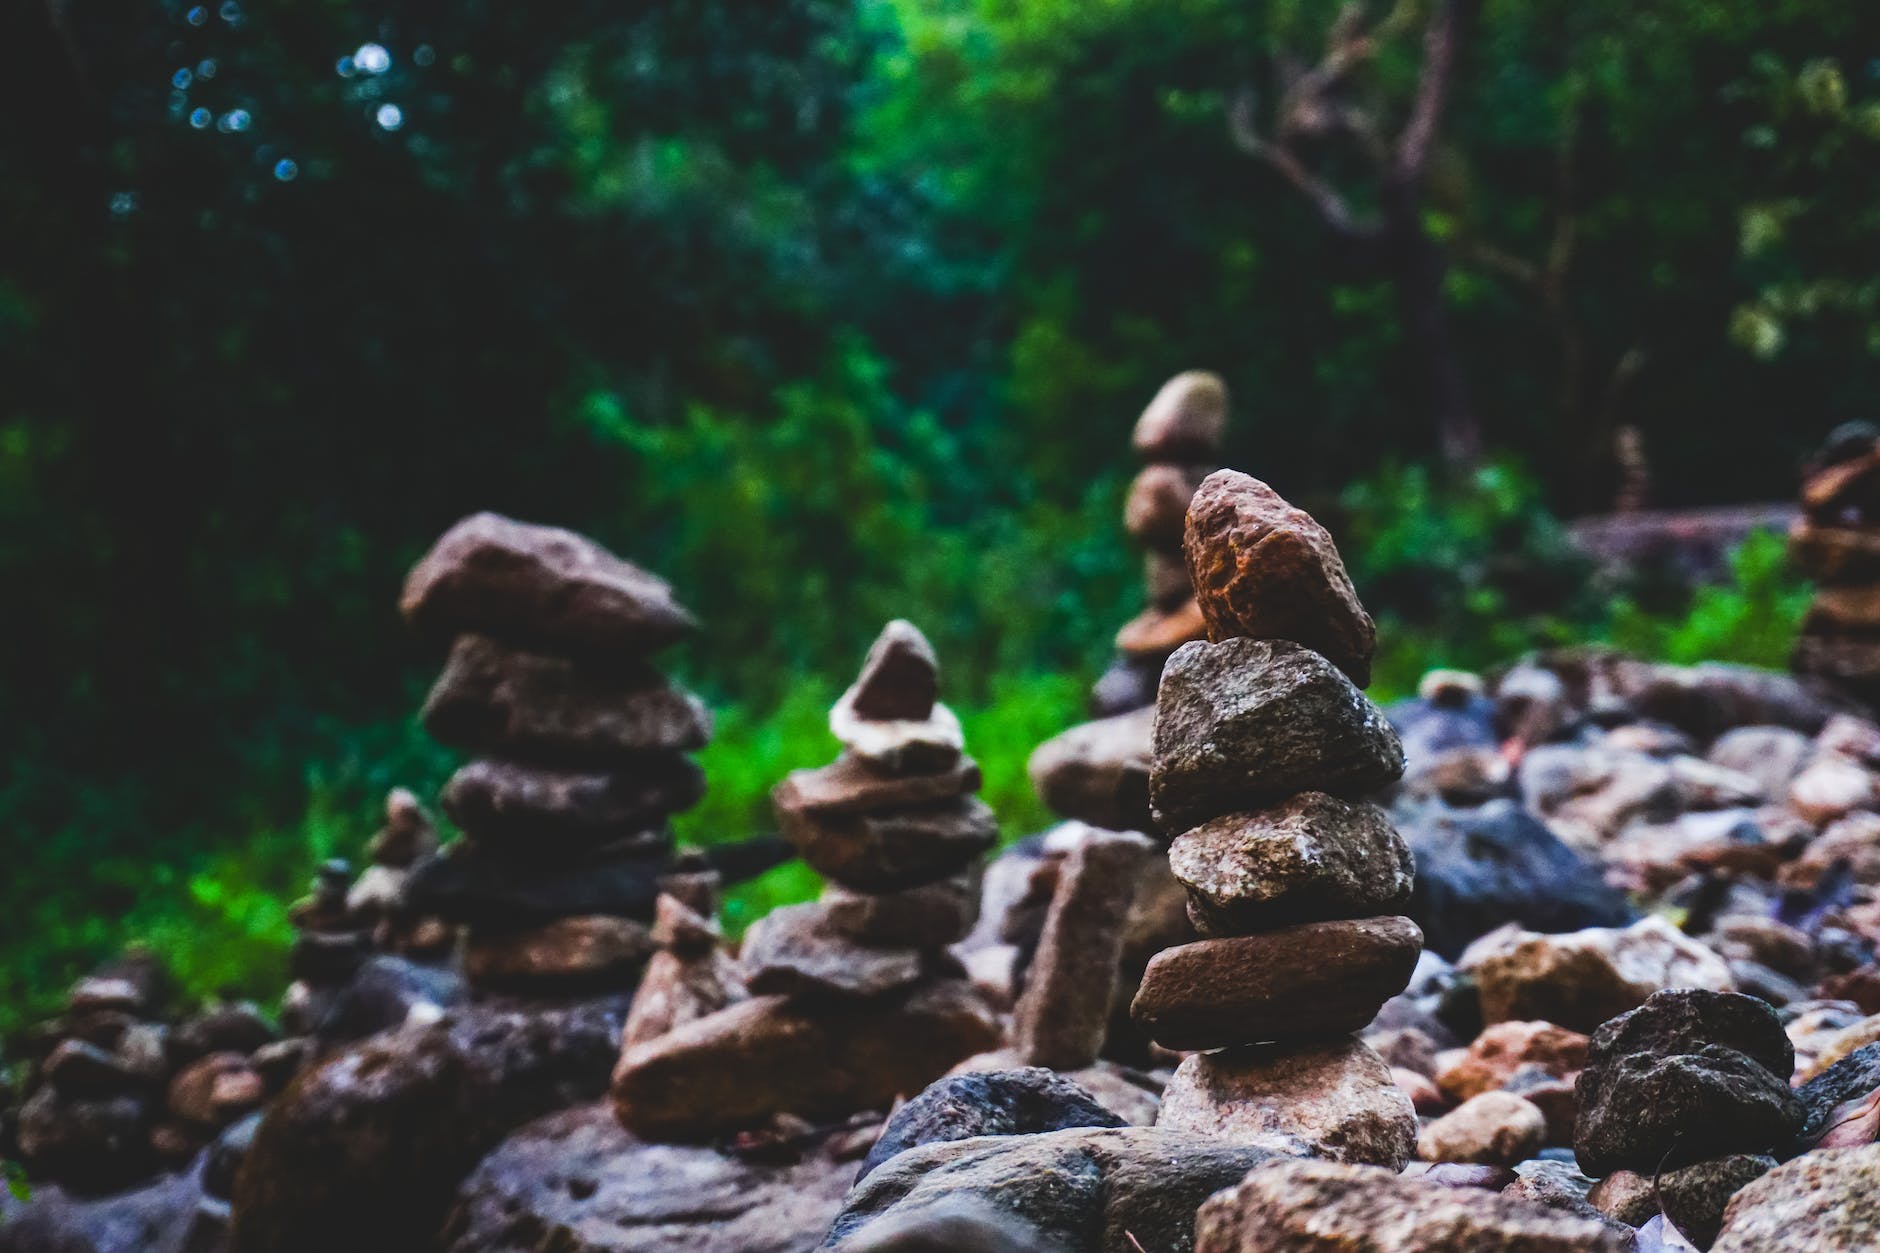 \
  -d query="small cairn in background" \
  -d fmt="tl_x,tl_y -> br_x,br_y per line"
400,512 -> 712,998
1093,370 -> 1230,717
280,859 -> 374,1035
346,787 -> 451,960
1792,421 -> 1880,707
611,621 -> 1001,1140
1131,469 -> 1422,1168
619,856 -> 745,1049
